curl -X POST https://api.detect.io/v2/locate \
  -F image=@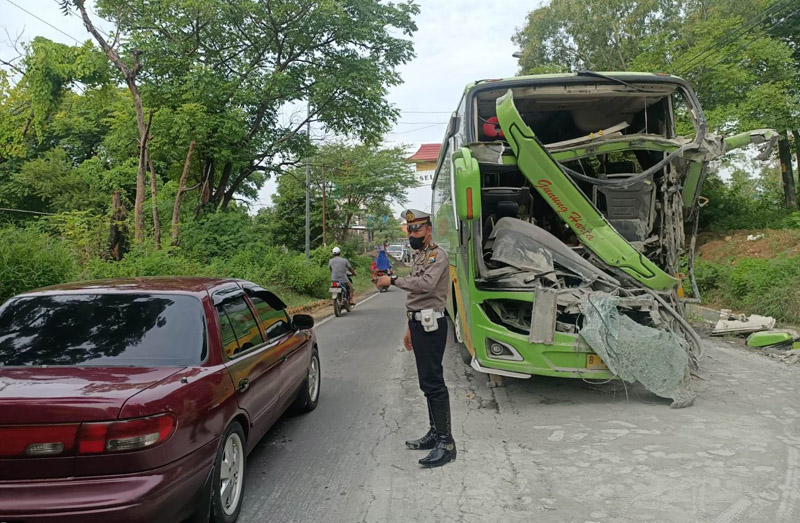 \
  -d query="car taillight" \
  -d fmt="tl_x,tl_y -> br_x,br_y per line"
78,413 -> 177,454
0,424 -> 80,457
